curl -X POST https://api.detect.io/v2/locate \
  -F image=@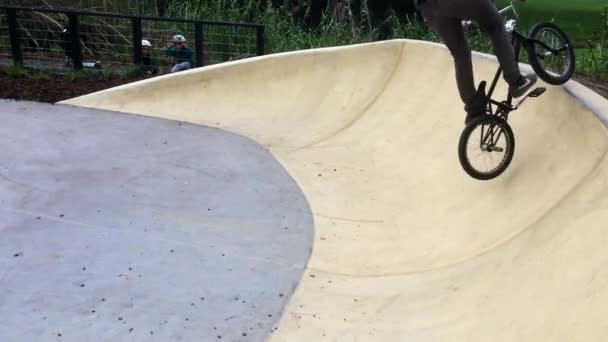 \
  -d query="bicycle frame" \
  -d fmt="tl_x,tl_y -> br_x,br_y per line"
484,4 -> 570,118
459,2 -> 574,179
485,29 -> 527,118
